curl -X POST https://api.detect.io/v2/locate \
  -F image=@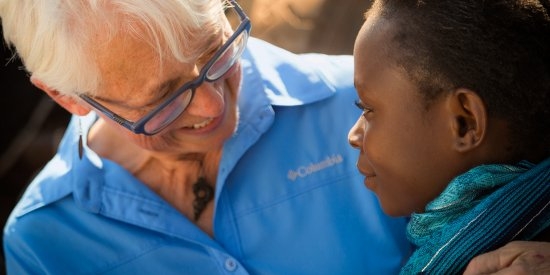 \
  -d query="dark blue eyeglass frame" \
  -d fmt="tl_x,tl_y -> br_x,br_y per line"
80,0 -> 251,135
